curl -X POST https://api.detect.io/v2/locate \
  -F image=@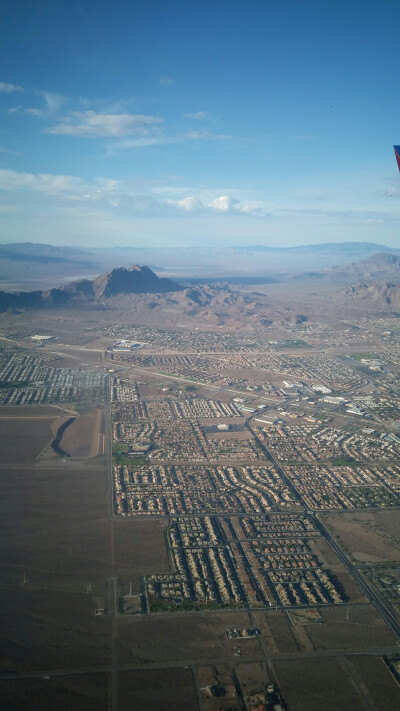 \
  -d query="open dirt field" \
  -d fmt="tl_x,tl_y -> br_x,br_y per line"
0,674 -> 108,711
308,537 -> 368,602
253,610 -> 299,653
253,606 -> 391,657
237,659 -> 269,691
197,664 -> 239,711
44,354 -> 84,368
0,411 -> 55,463
58,346 -> 106,365
0,587 -> 110,672
114,519 -> 171,591
307,536 -> 350,571
323,510 -> 400,563
117,610 -> 262,664
59,406 -> 104,457
238,660 -> 283,710
119,668 -> 198,711
0,464 -> 111,672
0,466 -> 110,588
273,656 -> 366,711
334,570 -> 369,603
0,406 -> 70,418
348,655 -> 400,711
304,604 -> 398,651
